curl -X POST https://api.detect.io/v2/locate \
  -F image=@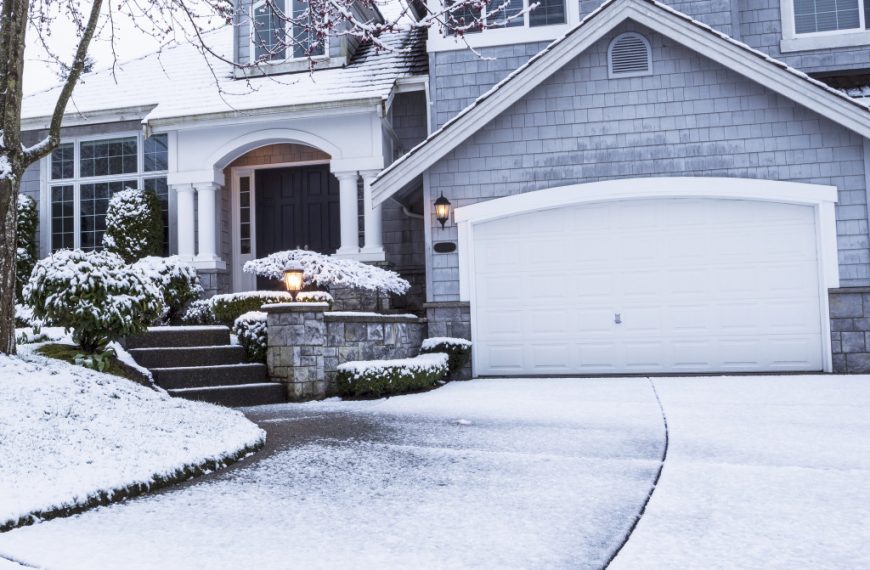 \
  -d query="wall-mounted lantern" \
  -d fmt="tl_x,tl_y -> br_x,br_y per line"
282,262 -> 305,301
434,193 -> 452,229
